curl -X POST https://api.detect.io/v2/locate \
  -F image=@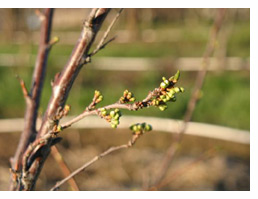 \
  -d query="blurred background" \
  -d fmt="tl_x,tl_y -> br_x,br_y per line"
0,8 -> 250,190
